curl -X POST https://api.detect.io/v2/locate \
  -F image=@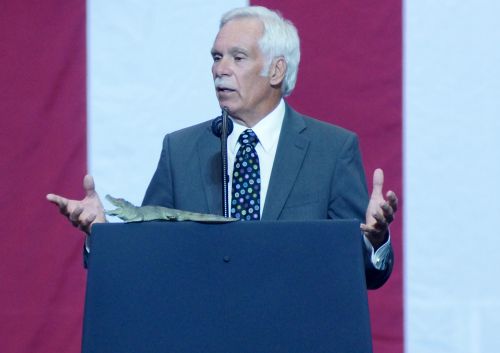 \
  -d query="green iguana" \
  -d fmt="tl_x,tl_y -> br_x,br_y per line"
105,195 -> 238,223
